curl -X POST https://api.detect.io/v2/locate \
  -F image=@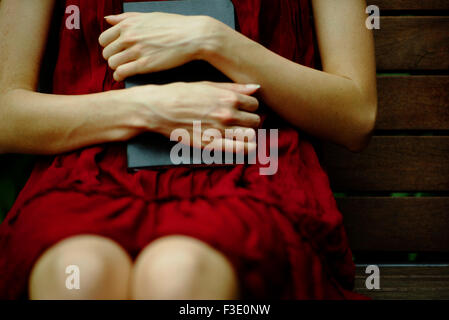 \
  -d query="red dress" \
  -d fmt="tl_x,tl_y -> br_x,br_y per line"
0,0 -> 366,299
